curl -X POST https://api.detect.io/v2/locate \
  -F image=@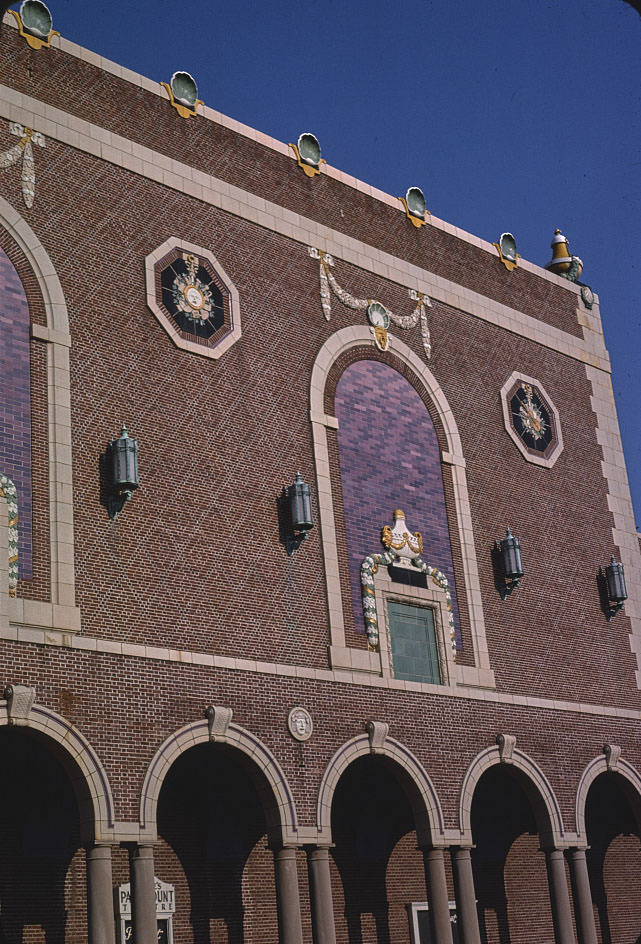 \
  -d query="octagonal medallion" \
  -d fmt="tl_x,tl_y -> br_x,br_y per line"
500,371 -> 563,468
145,238 -> 241,359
